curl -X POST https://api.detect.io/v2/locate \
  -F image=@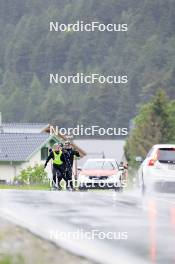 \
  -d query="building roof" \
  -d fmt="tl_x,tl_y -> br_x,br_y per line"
0,133 -> 52,162
0,122 -> 87,160
1,123 -> 49,133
